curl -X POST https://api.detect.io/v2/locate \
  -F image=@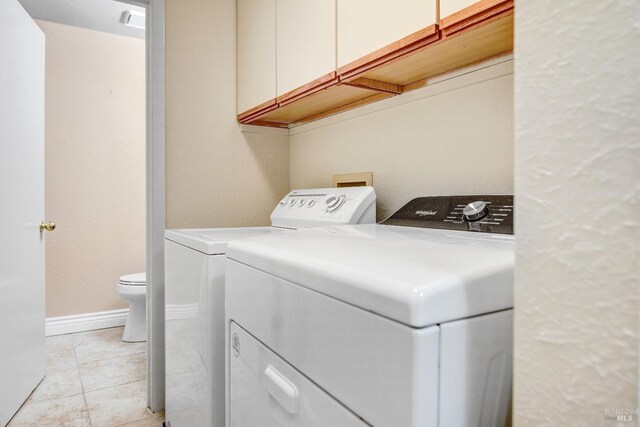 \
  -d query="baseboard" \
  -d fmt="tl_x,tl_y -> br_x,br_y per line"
45,308 -> 129,336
